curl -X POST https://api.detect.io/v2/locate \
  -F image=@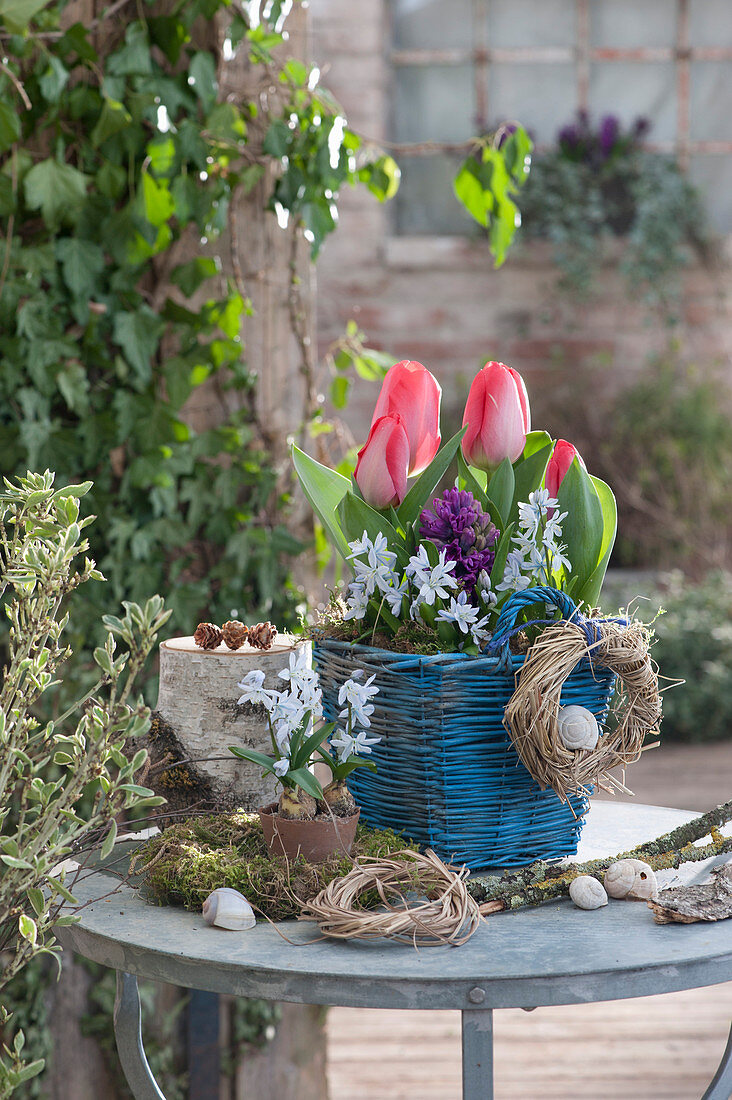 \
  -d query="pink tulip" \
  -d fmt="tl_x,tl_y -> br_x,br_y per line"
461,362 -> 531,471
546,439 -> 586,498
372,360 -> 442,477
354,414 -> 410,509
